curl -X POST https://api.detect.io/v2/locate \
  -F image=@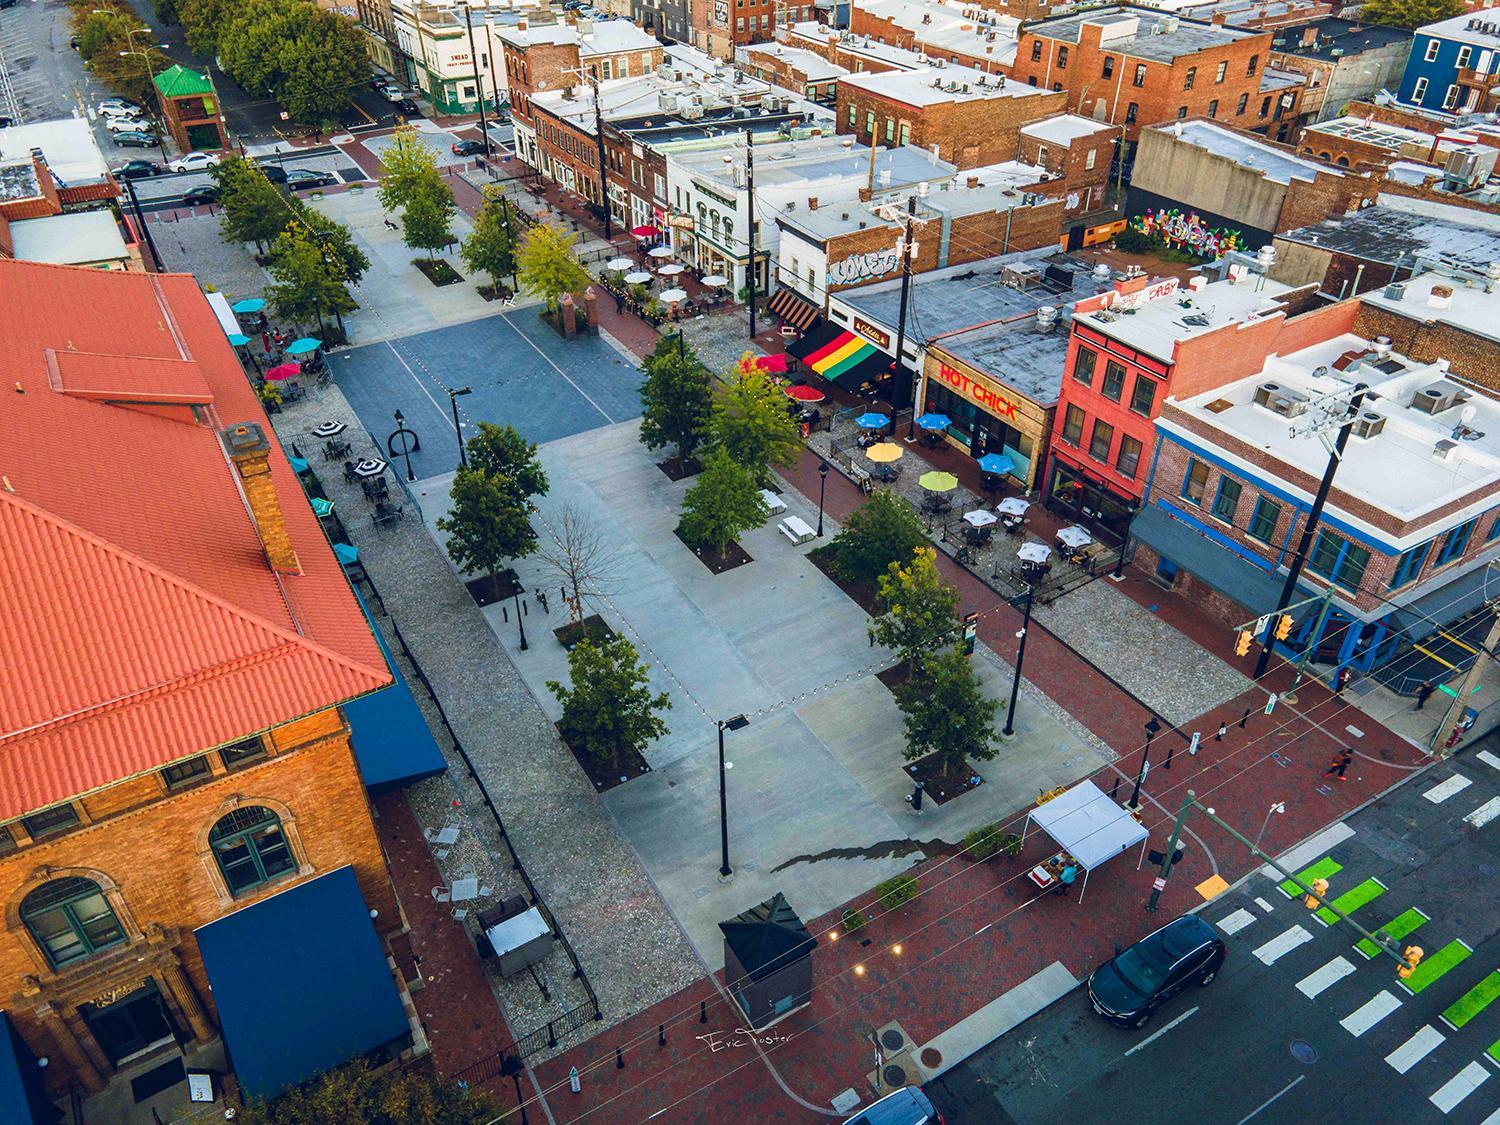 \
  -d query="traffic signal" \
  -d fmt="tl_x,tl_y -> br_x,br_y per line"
1235,630 -> 1253,656
1275,615 -> 1294,641
1397,945 -> 1424,980
1304,877 -> 1329,910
